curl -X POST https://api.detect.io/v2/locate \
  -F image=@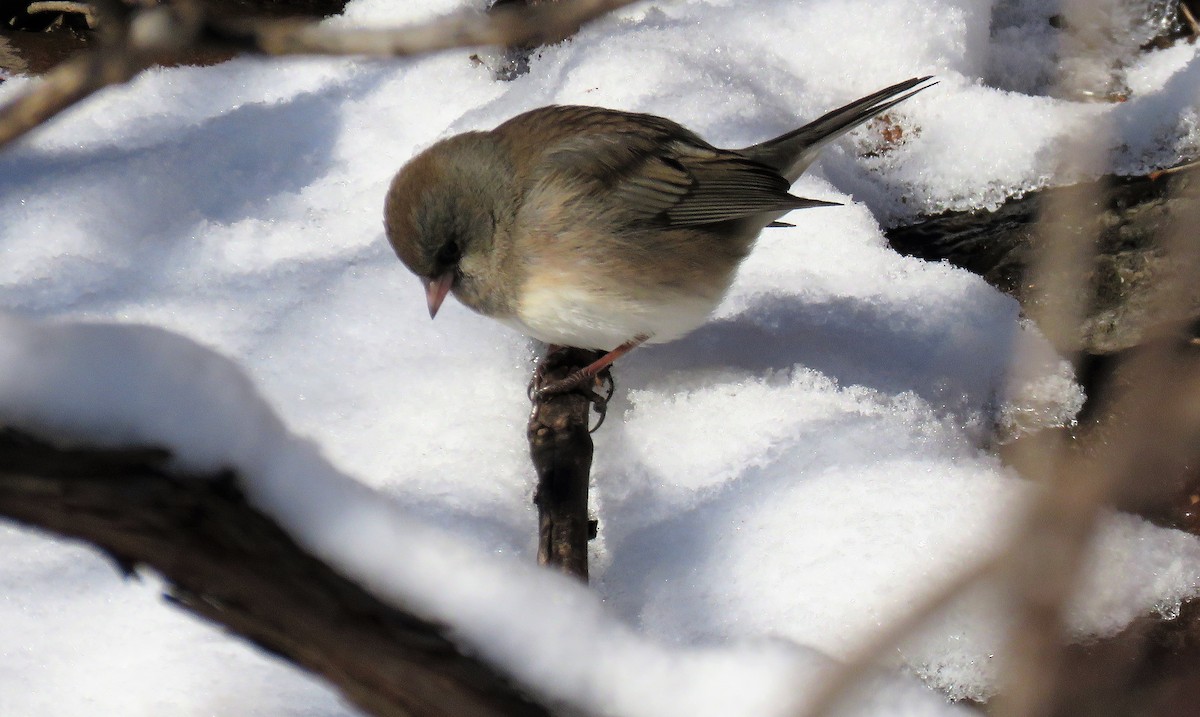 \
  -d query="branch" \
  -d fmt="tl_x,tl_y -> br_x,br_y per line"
527,348 -> 603,580
0,426 -> 551,717
798,555 -> 1004,717
0,0 -> 640,150
25,1 -> 98,28
239,0 -> 638,56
